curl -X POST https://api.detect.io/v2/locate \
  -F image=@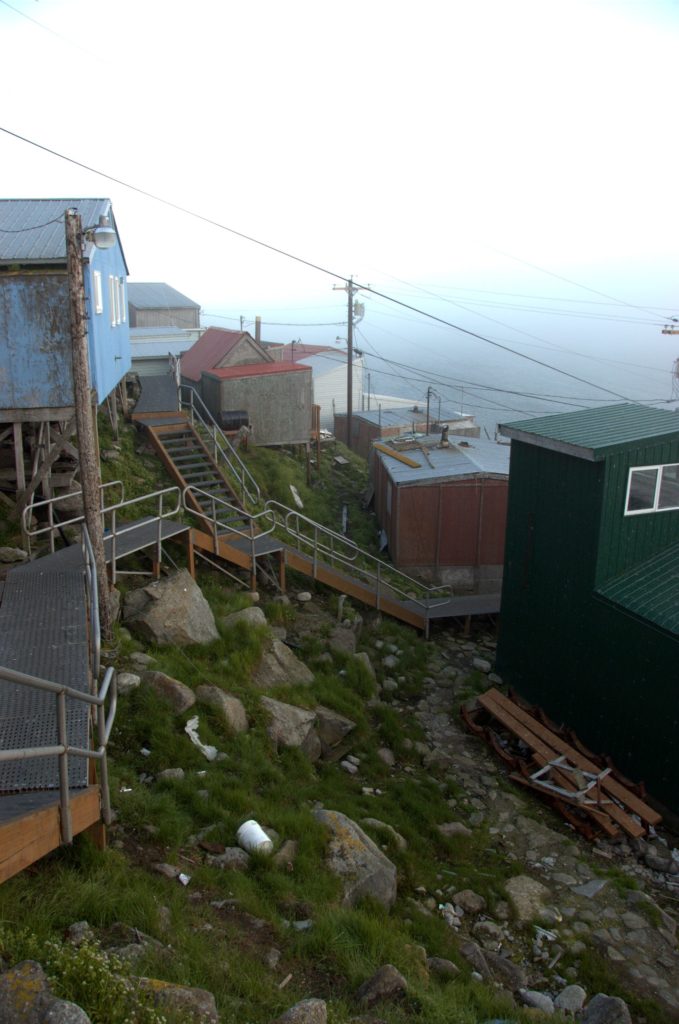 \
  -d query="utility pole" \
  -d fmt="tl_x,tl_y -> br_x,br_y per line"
65,209 -> 112,642
332,277 -> 365,450
425,385 -> 437,435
